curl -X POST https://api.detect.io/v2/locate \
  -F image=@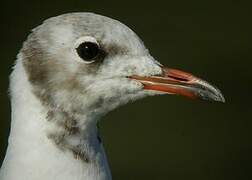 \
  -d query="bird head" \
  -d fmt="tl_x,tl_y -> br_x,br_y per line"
21,13 -> 224,120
